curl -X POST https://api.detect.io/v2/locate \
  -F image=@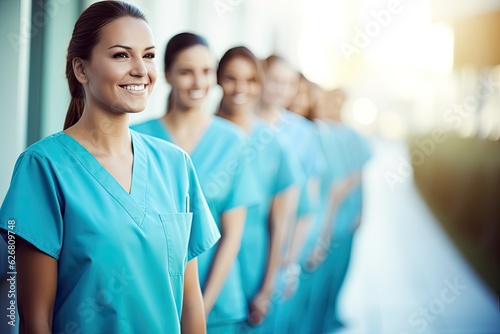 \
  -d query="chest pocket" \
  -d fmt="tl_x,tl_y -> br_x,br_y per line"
159,213 -> 193,276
